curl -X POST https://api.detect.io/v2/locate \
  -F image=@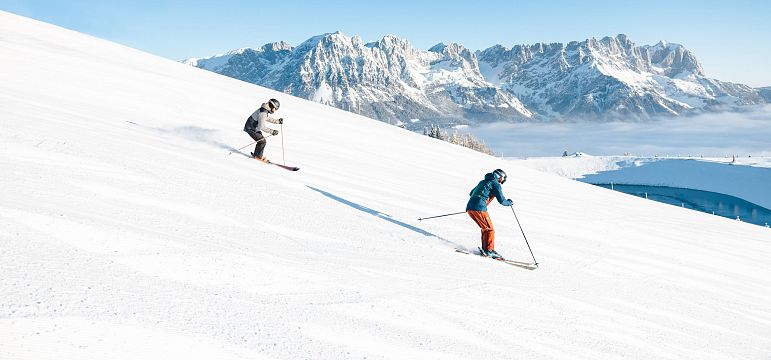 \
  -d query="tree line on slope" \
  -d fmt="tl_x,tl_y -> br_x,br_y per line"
423,124 -> 496,156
